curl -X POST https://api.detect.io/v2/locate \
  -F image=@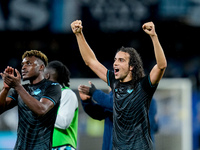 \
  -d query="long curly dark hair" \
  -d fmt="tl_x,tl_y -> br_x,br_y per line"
116,46 -> 145,88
